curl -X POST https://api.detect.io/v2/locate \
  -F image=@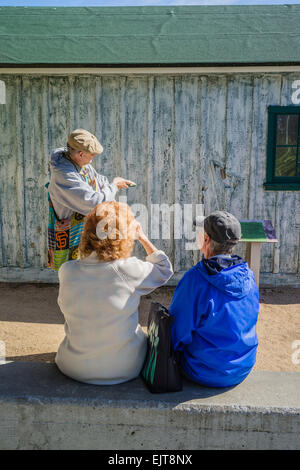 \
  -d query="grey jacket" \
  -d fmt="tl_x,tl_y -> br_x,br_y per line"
48,148 -> 118,220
